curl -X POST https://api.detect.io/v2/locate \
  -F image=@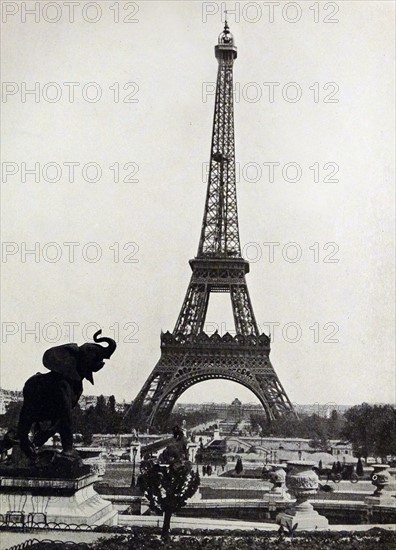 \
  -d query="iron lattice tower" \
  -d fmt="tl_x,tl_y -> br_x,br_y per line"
128,23 -> 295,429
